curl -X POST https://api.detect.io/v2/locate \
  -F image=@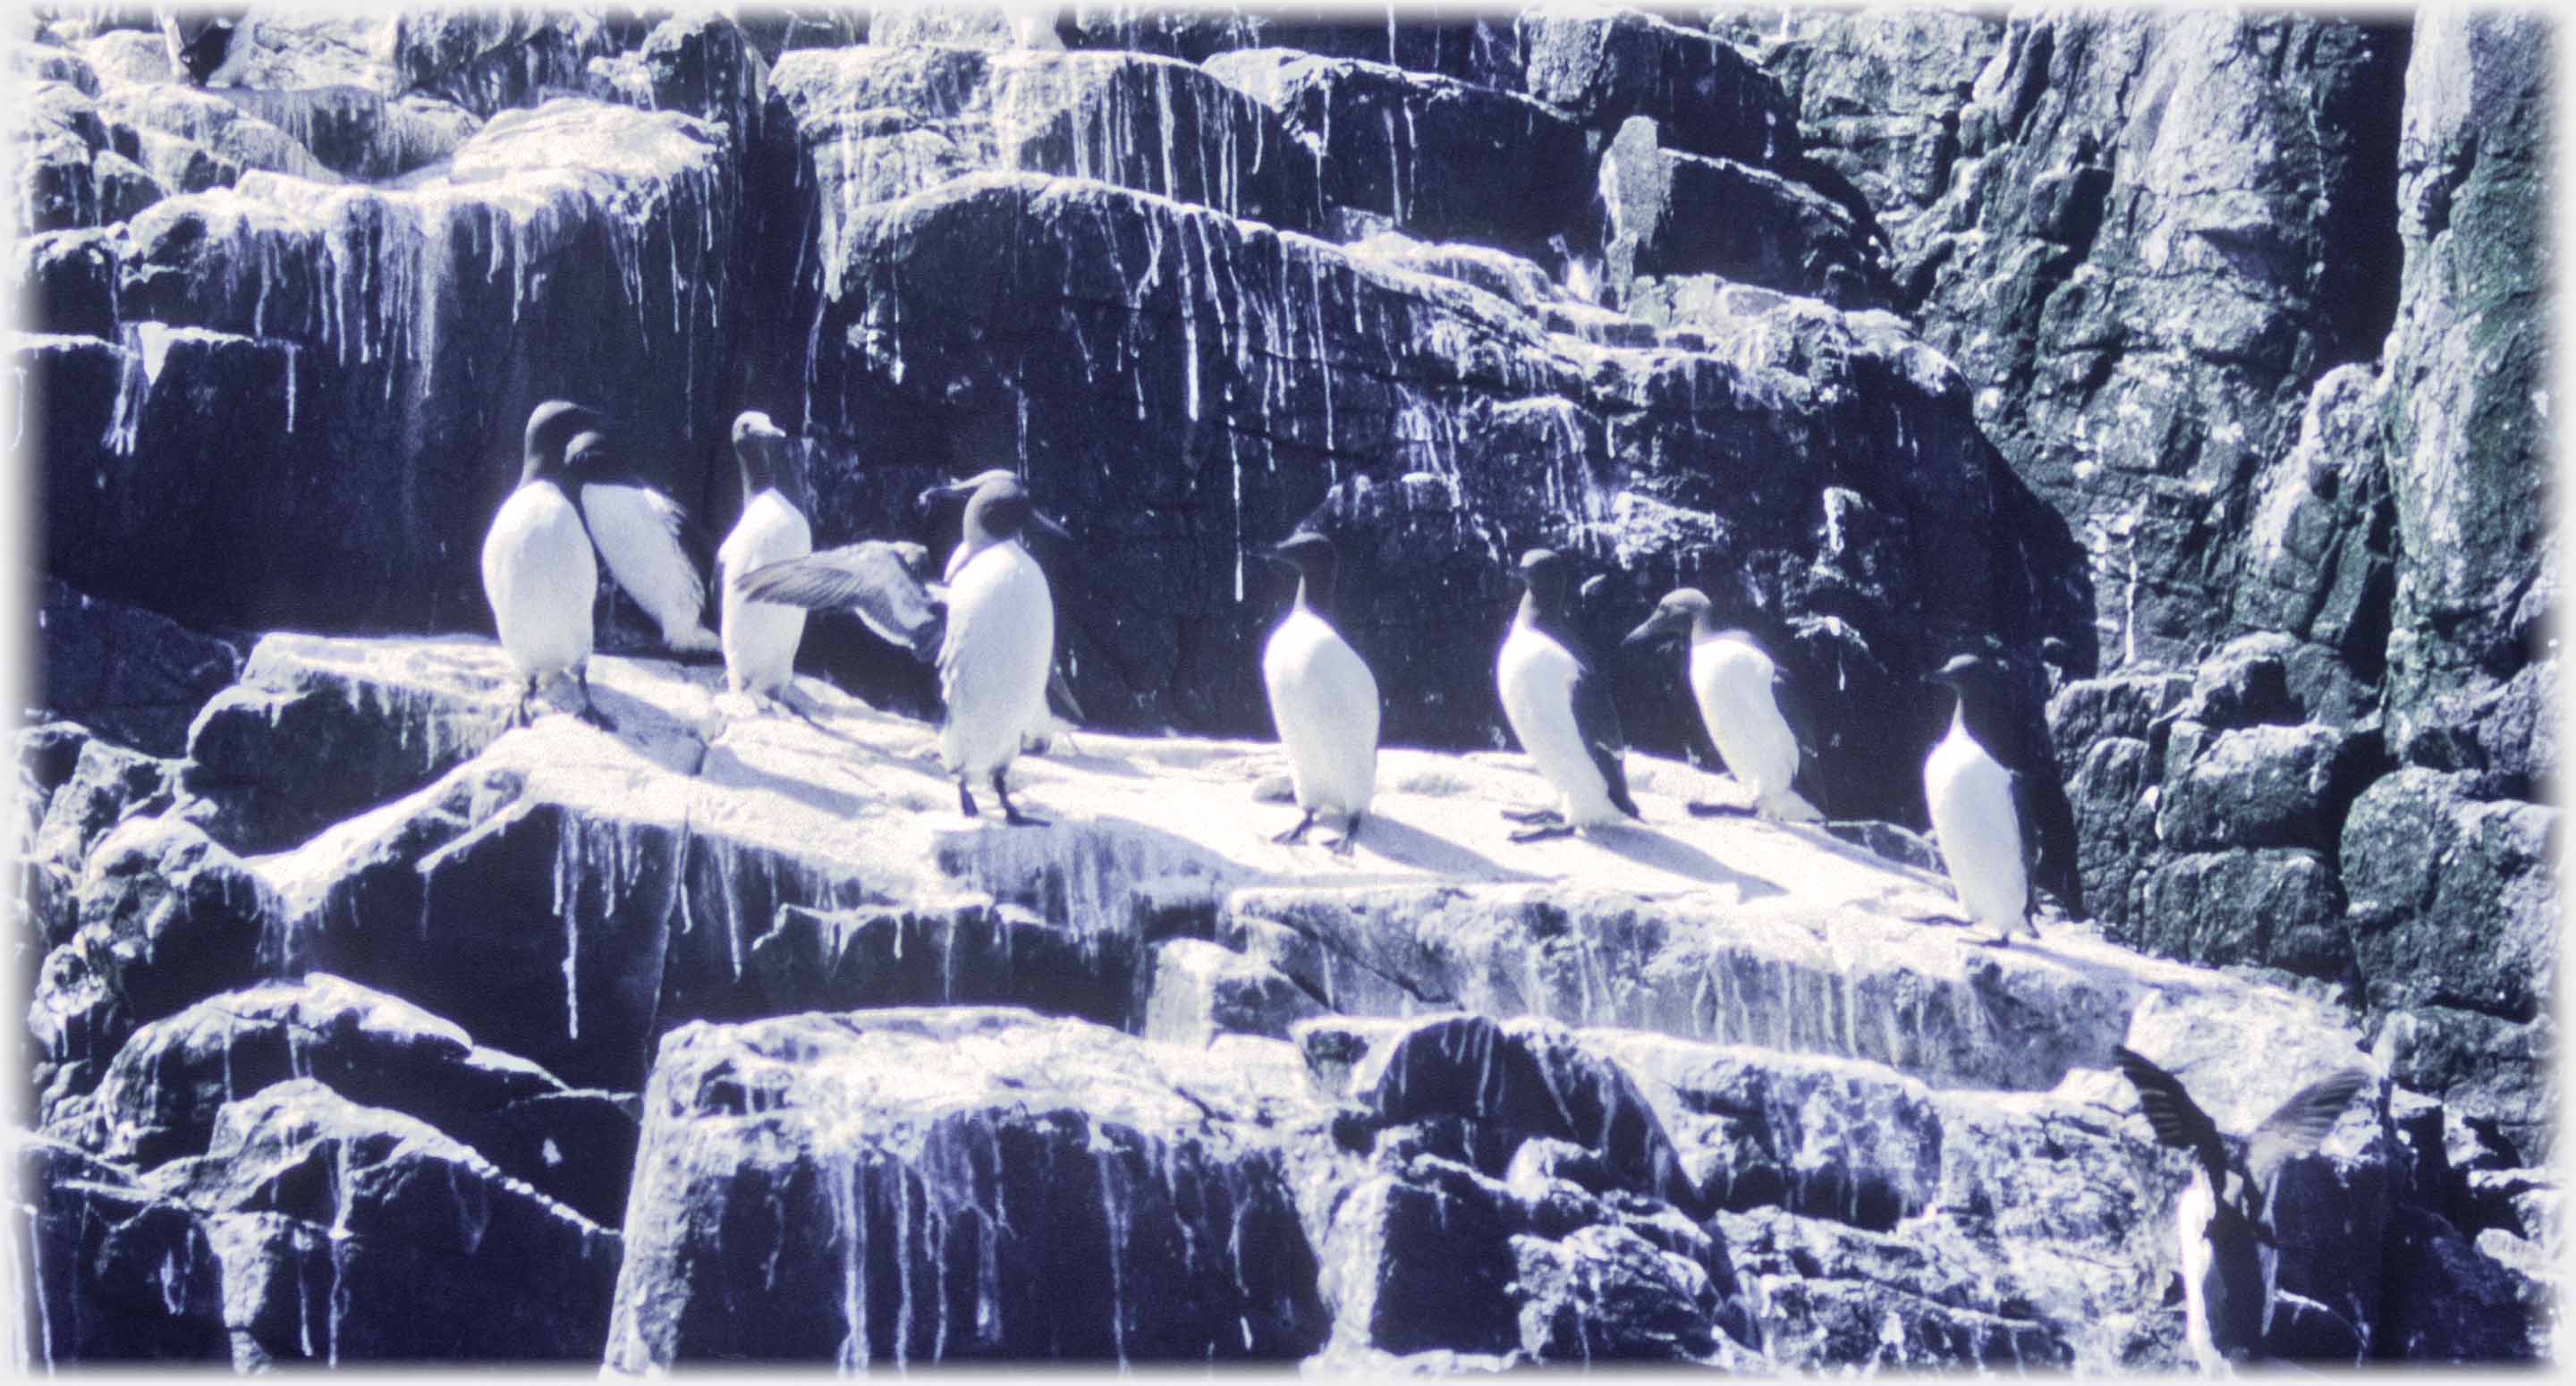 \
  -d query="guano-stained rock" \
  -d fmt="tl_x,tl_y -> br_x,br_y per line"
605,1009 -> 1330,1366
